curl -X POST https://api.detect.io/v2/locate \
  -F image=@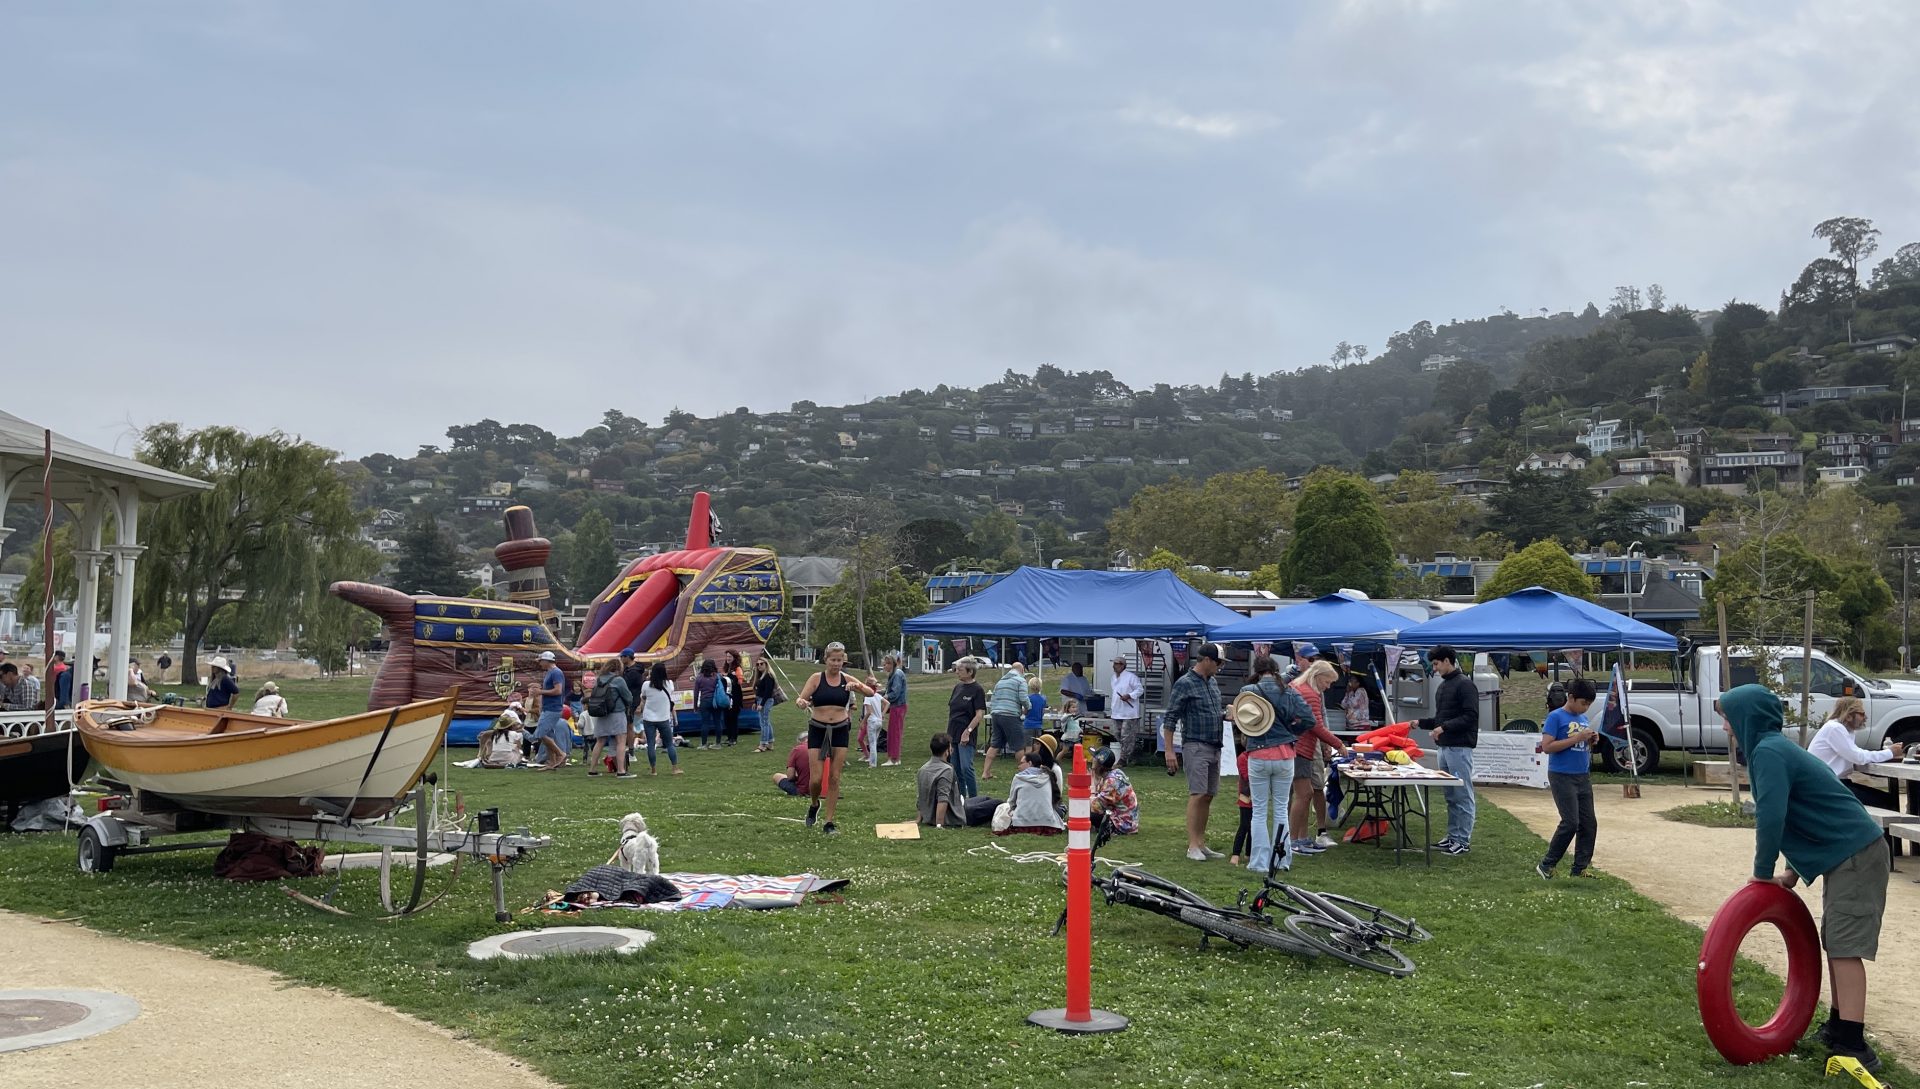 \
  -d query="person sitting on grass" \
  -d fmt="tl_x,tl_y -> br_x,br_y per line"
995,742 -> 1065,836
1535,677 -> 1599,879
774,737 -> 811,796
915,732 -> 965,828
479,701 -> 528,768
1721,683 -> 1892,1073
1090,745 -> 1138,835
